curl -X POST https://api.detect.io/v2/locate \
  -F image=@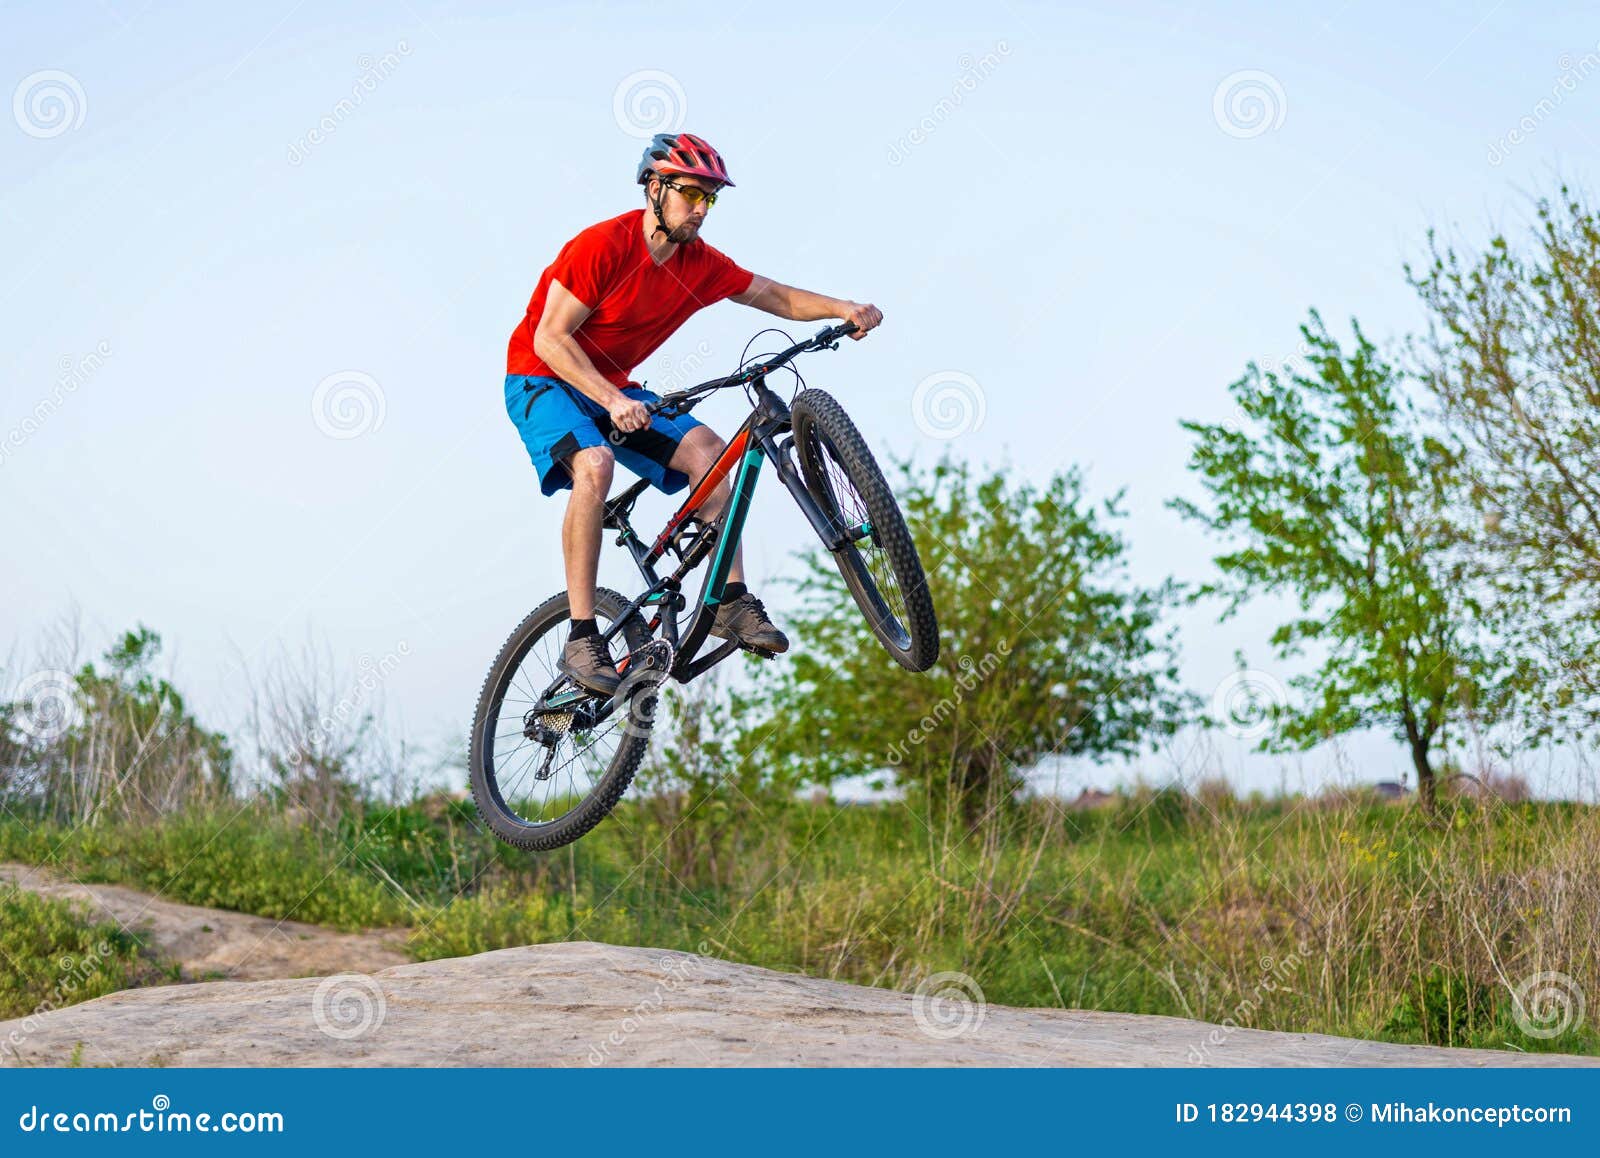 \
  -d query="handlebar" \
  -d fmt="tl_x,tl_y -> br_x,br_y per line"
645,322 -> 861,417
